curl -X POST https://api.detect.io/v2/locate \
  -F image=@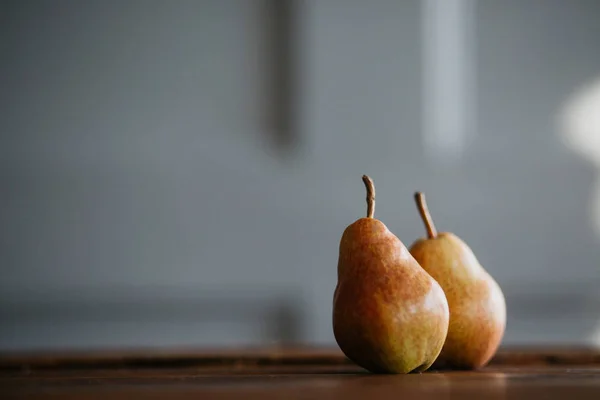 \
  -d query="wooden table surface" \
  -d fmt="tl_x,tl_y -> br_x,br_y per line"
2,347 -> 600,399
